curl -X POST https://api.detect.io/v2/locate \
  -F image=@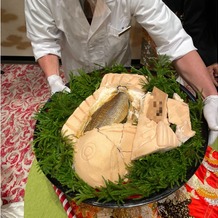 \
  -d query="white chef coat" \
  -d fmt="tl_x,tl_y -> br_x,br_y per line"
25,0 -> 196,81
